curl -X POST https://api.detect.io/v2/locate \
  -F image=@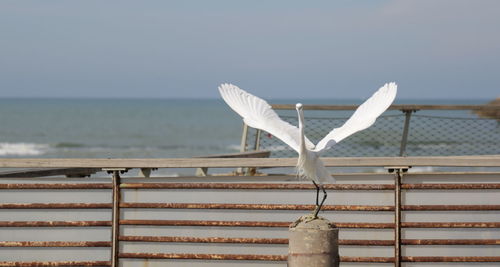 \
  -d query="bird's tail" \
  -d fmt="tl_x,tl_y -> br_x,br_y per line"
326,174 -> 336,184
